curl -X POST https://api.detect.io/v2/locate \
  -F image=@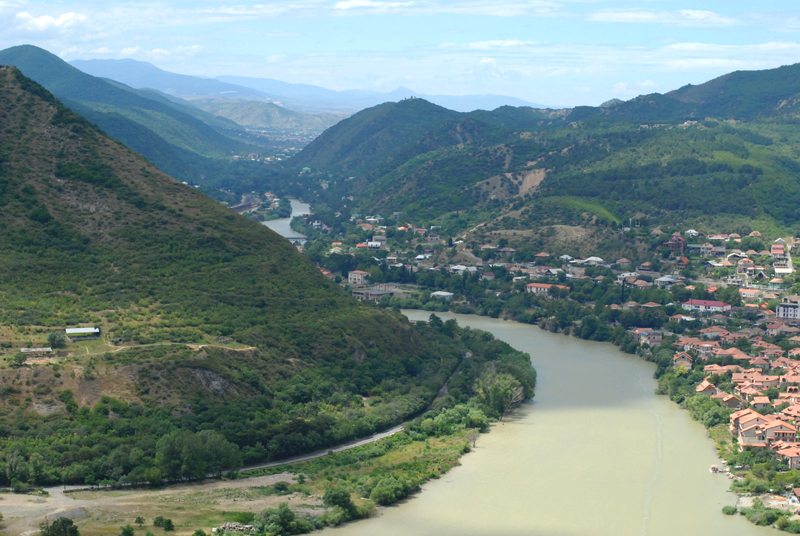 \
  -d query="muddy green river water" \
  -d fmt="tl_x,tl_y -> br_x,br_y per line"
325,311 -> 766,536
